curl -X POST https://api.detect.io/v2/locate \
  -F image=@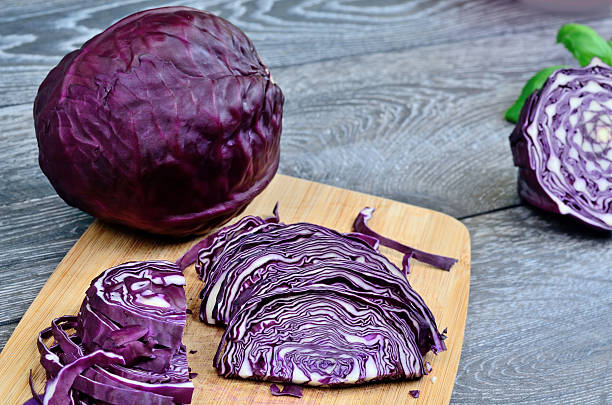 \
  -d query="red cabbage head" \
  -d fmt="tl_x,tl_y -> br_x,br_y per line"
34,7 -> 283,236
